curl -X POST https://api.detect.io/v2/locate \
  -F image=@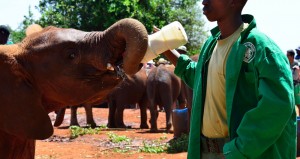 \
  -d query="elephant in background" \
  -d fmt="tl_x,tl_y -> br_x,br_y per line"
54,67 -> 149,129
53,104 -> 97,128
0,18 -> 148,158
107,67 -> 149,129
146,64 -> 182,132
